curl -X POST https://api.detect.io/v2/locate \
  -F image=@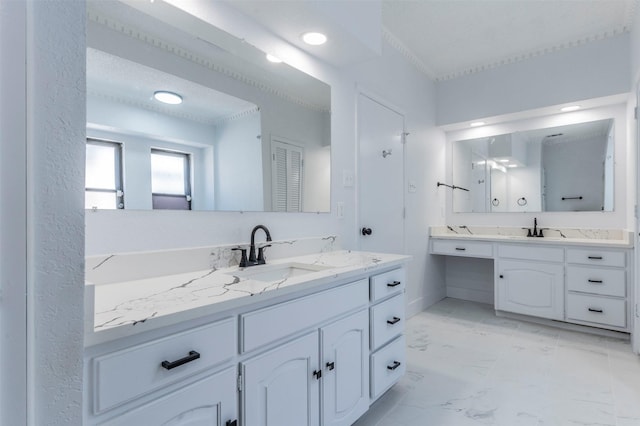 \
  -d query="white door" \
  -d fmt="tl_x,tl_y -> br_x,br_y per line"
321,309 -> 369,426
357,93 -> 405,254
242,331 -> 320,426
